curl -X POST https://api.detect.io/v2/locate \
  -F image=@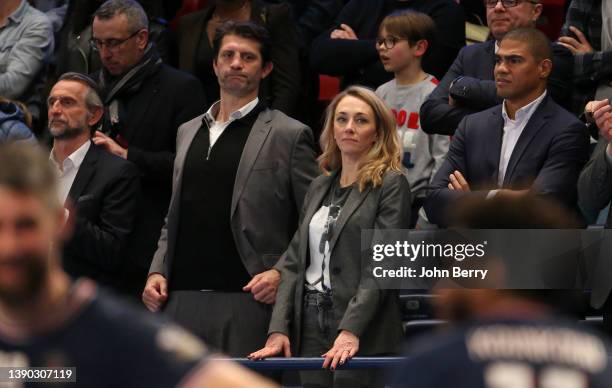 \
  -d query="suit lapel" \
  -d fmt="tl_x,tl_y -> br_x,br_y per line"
503,97 -> 551,186
231,109 -> 272,217
487,108 -> 504,184
66,141 -> 98,207
174,118 -> 202,186
327,183 -> 372,256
